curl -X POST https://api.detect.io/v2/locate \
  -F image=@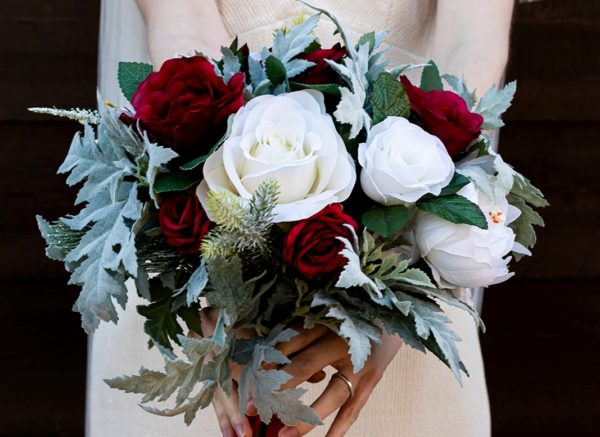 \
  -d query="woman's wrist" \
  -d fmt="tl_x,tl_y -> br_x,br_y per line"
137,0 -> 231,67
